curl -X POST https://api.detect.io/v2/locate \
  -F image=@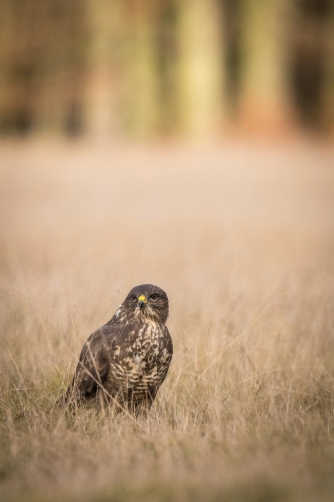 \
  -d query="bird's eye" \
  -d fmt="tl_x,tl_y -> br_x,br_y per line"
149,294 -> 157,302
131,295 -> 137,303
